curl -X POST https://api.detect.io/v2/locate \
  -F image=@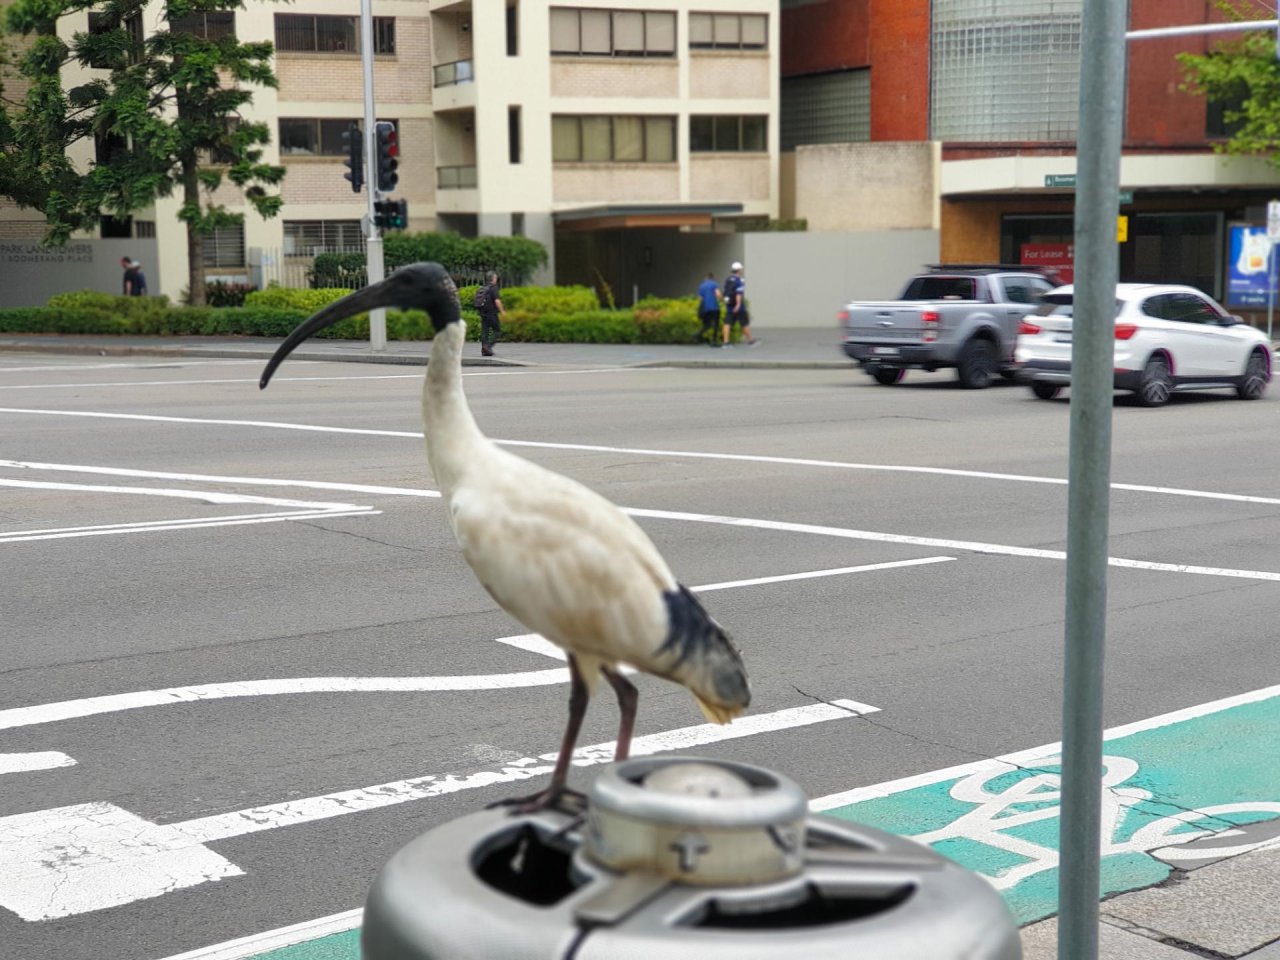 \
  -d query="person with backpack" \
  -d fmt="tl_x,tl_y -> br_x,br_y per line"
474,271 -> 505,357
722,260 -> 759,347
695,272 -> 723,347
